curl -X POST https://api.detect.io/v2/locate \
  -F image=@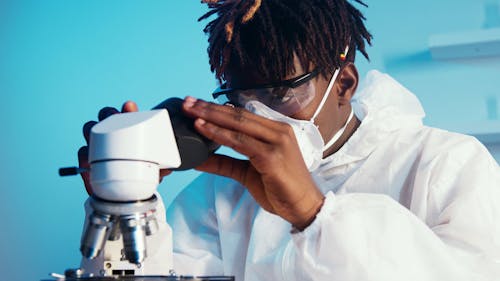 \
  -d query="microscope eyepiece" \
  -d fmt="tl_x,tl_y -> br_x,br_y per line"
153,97 -> 220,171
